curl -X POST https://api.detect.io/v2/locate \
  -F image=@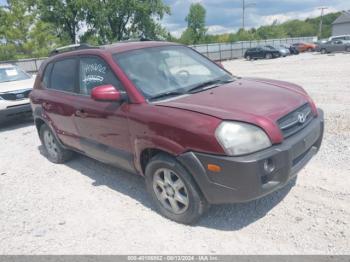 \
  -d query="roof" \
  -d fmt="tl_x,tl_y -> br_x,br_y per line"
102,41 -> 180,54
41,41 -> 182,73
48,41 -> 181,58
332,12 -> 350,25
